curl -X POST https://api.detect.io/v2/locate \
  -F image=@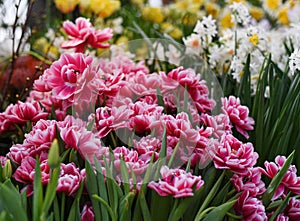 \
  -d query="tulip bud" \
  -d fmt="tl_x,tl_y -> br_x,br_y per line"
48,139 -> 60,169
3,159 -> 12,179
